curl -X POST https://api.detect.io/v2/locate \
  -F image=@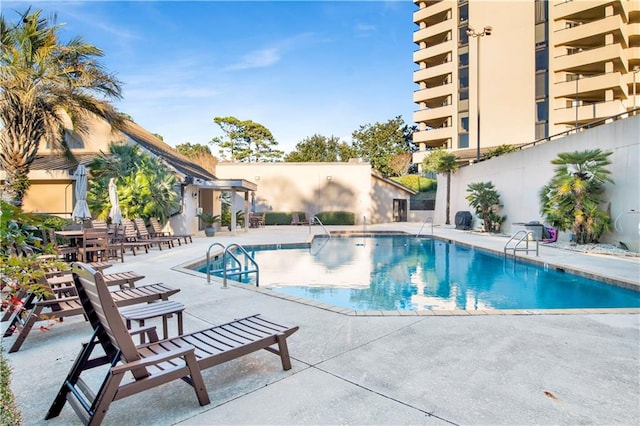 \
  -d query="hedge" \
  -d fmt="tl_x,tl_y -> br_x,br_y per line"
263,211 -> 354,225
